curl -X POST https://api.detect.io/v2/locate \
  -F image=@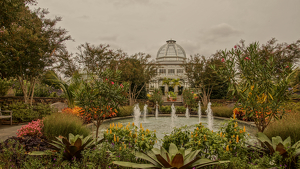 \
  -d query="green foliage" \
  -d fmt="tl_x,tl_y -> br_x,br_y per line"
0,139 -> 27,169
183,54 -> 226,107
211,106 -> 234,118
113,143 -> 227,168
264,112 -> 300,145
2,102 -> 54,123
117,53 -> 158,106
176,106 -> 186,114
182,89 -> 197,108
162,126 -> 191,151
160,105 -> 171,114
42,112 -> 91,140
104,122 -> 157,152
76,69 -> 129,139
213,39 -> 300,132
0,78 -> 12,96
0,1 -> 72,104
118,106 -> 134,117
149,89 -> 163,107
30,134 -> 98,161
